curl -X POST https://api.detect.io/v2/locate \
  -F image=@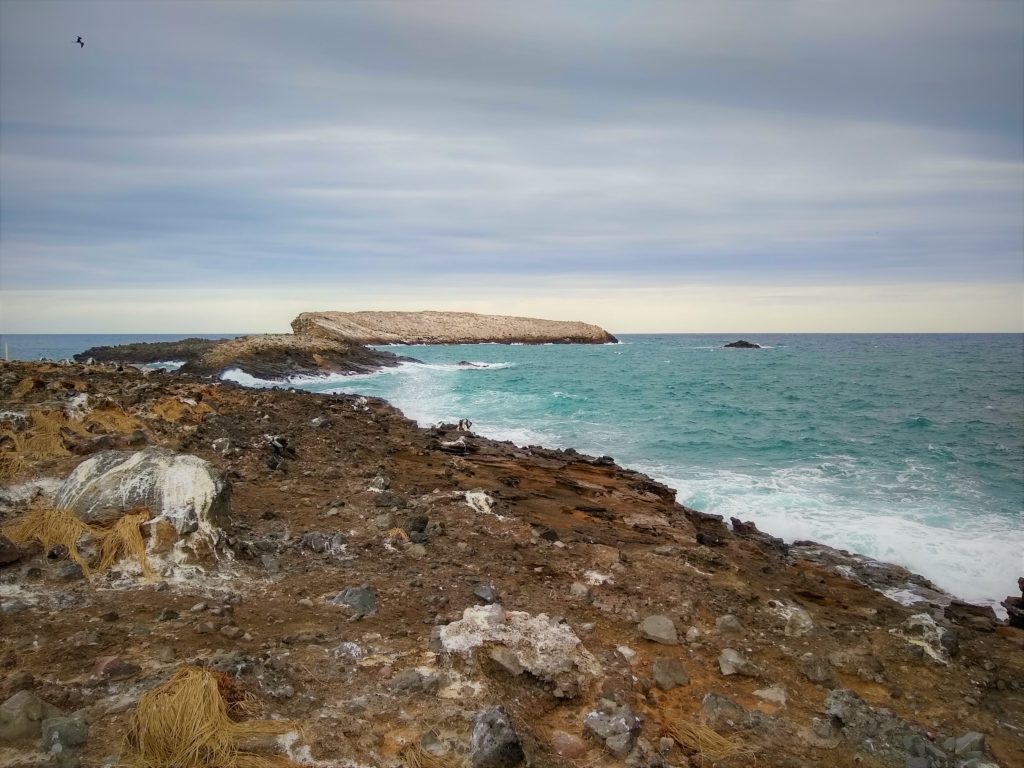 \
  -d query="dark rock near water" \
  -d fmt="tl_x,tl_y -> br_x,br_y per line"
724,339 -> 761,349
